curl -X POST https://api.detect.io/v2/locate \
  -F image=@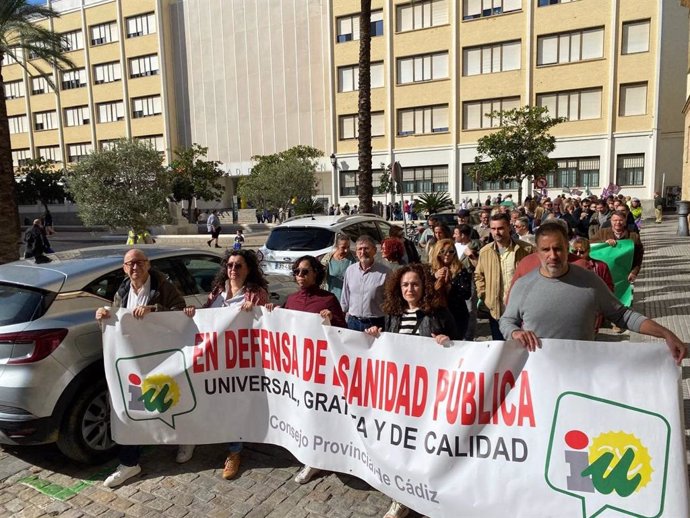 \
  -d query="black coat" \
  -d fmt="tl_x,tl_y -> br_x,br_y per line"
384,307 -> 458,340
